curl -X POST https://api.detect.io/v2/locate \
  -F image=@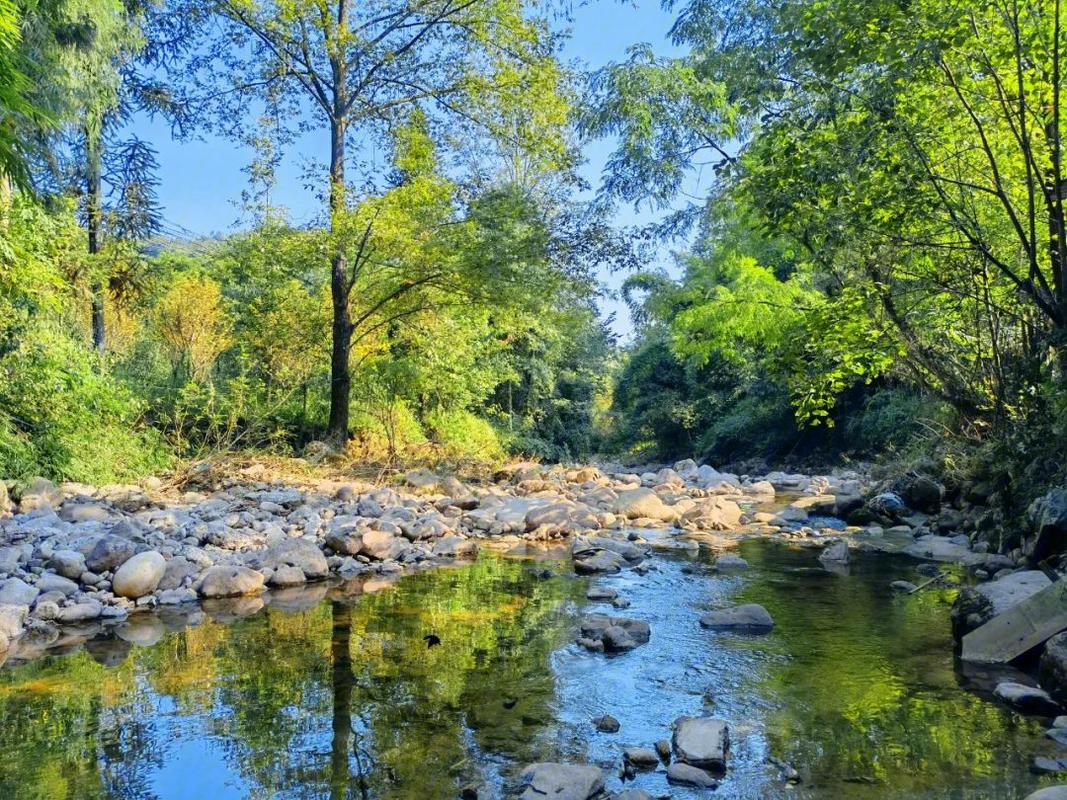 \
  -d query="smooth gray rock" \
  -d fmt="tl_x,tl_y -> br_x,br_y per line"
112,551 -> 166,599
517,763 -> 605,800
56,600 -> 103,623
1025,787 -> 1067,800
700,603 -> 774,633
268,565 -> 306,587
666,762 -> 719,787
673,716 -> 728,771
574,549 -> 627,575
714,554 -> 749,570
994,681 -> 1061,715
0,578 -> 38,606
49,550 -> 87,580
612,488 -> 678,522
86,535 -> 137,573
261,538 -> 329,580
37,573 -> 78,596
592,714 -> 619,733
623,747 -> 659,769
